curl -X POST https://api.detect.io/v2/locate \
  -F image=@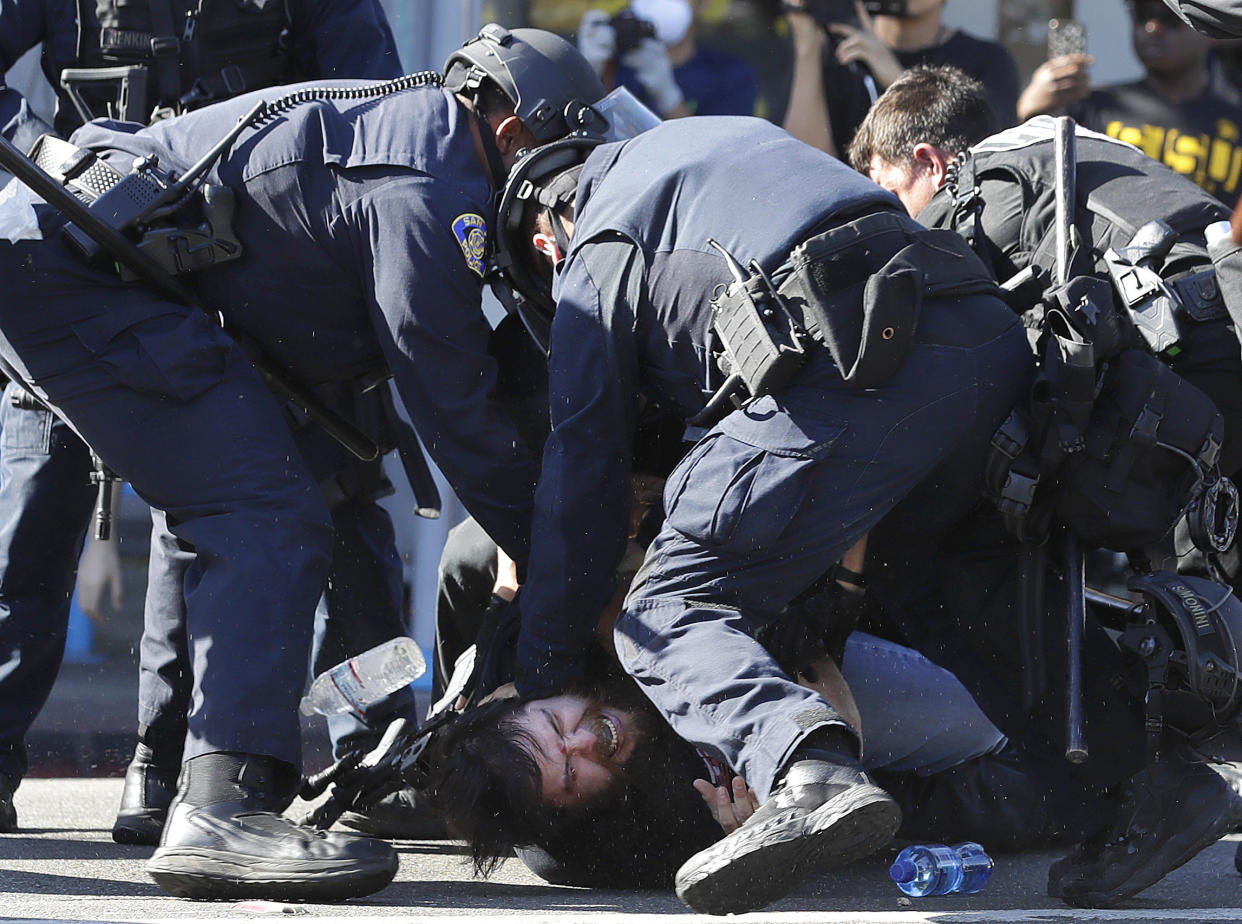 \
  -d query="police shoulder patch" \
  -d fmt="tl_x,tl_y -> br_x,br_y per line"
452,213 -> 488,278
